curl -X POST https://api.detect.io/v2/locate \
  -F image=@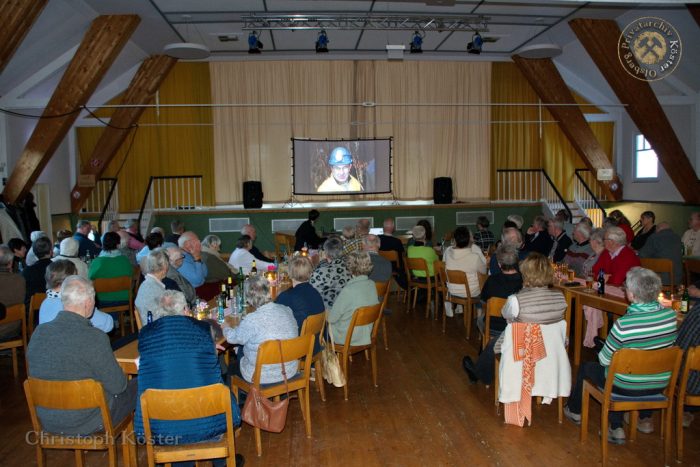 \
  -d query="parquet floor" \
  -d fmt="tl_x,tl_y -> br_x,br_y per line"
2,294 -> 699,466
